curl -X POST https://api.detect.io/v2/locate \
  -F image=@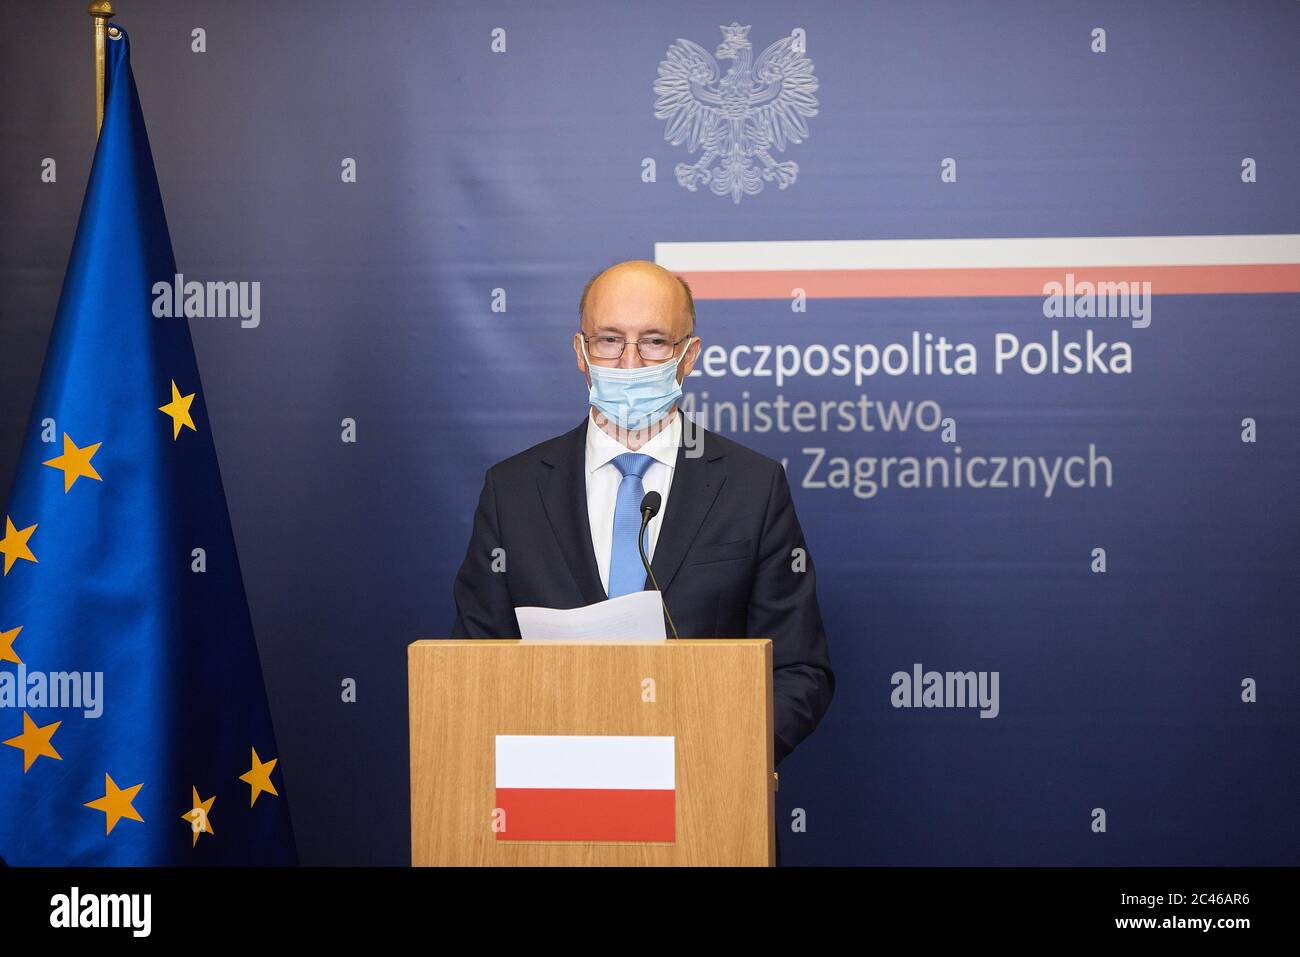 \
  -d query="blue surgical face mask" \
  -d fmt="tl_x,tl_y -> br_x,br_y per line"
582,336 -> 695,431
